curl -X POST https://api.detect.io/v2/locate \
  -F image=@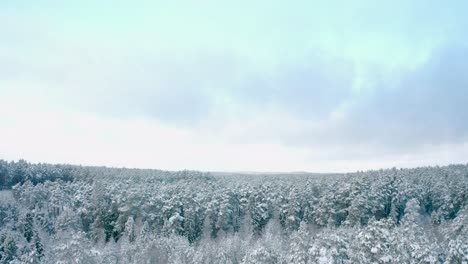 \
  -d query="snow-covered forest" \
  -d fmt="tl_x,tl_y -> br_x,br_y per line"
0,160 -> 467,263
